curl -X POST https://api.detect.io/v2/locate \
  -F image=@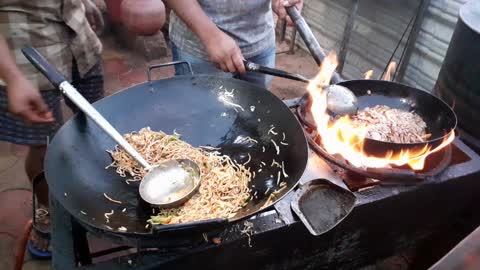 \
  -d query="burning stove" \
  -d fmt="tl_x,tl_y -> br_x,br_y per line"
50,100 -> 480,269
296,100 -> 457,191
